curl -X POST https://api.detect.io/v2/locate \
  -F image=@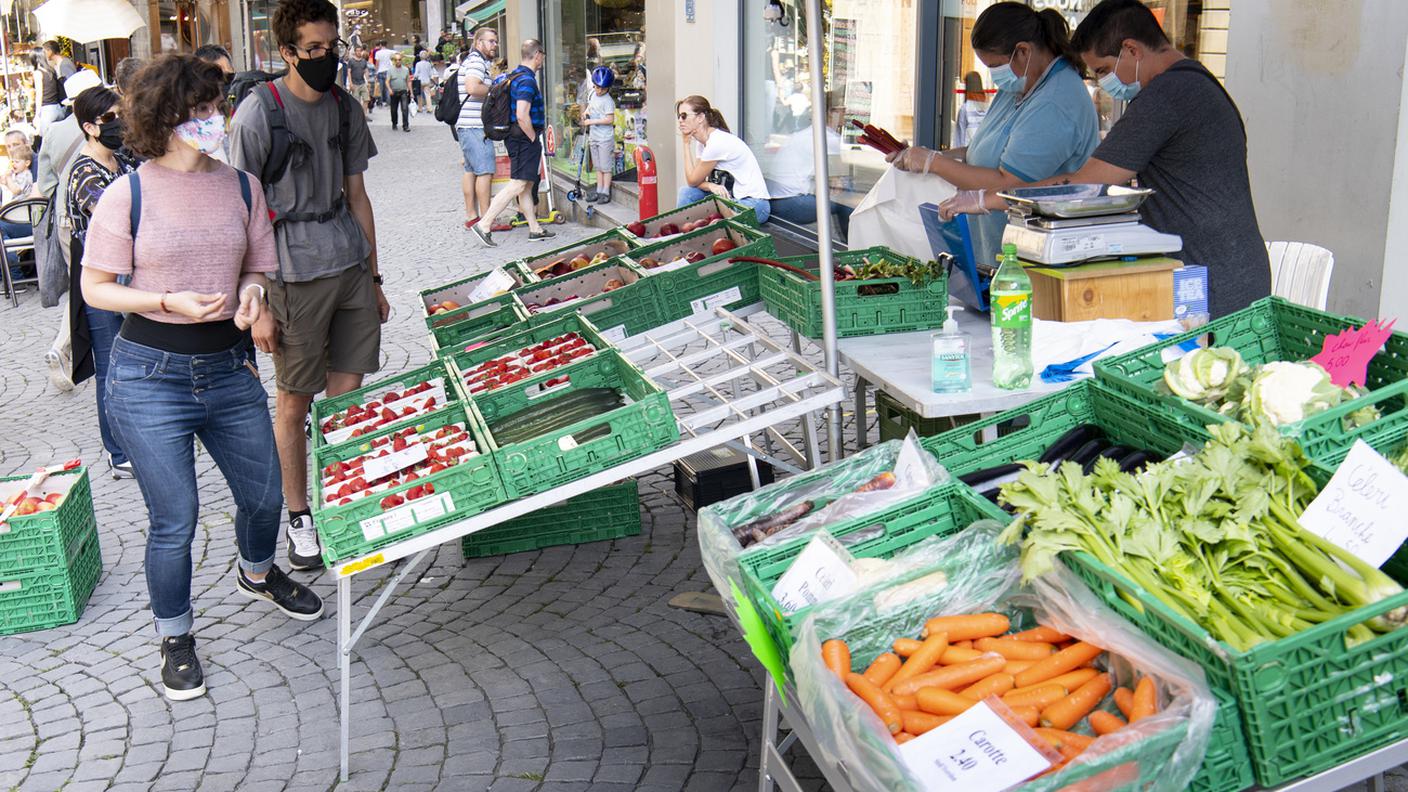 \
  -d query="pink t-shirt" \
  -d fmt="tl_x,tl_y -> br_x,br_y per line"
82,161 -> 278,323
